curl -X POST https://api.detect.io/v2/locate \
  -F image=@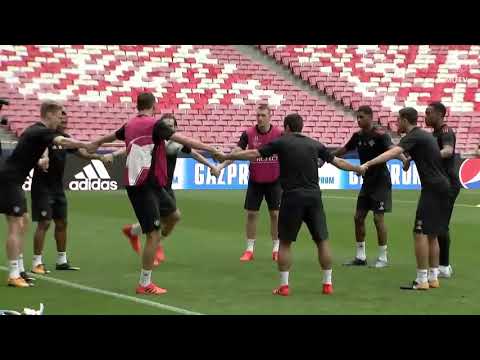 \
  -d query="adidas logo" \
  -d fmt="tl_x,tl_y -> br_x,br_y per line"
69,160 -> 118,191
22,169 -> 34,191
